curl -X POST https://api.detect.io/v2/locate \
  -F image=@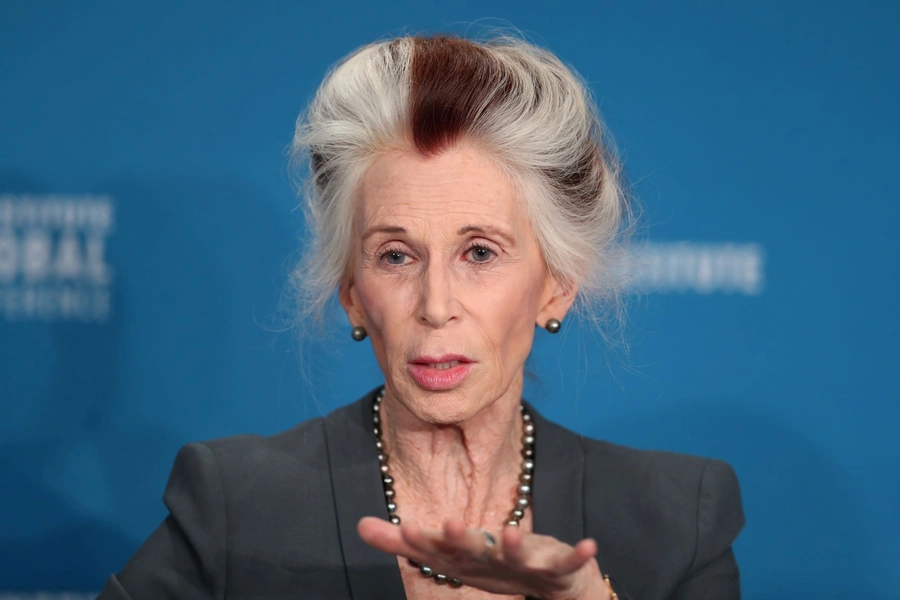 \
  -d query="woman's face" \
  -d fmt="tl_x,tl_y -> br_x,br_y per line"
341,143 -> 575,423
